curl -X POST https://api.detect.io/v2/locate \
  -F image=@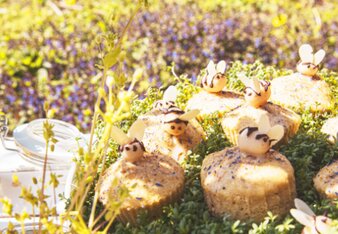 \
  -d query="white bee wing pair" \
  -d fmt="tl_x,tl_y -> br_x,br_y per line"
290,198 -> 317,228
299,44 -> 325,65
238,73 -> 261,94
110,120 -> 146,145
206,60 -> 226,84
258,114 -> 284,146
163,85 -> 178,102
